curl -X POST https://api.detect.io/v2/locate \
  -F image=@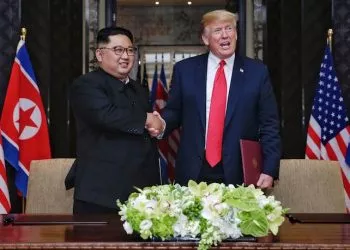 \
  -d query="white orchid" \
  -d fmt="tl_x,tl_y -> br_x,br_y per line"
123,221 -> 133,234
140,219 -> 153,230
